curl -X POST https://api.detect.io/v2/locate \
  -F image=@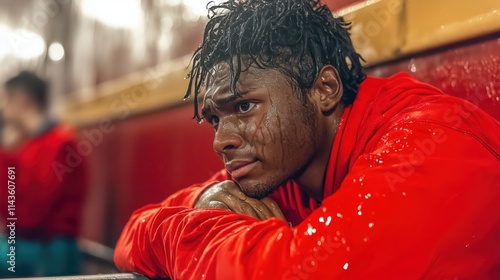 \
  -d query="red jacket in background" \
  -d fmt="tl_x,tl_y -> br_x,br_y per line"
115,73 -> 500,279
0,123 -> 87,240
